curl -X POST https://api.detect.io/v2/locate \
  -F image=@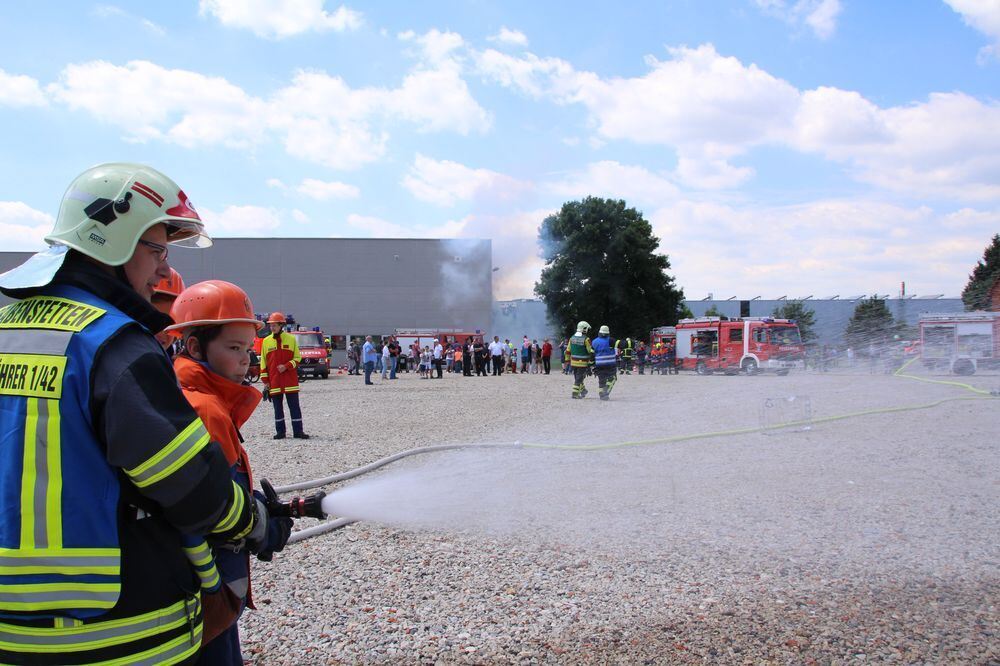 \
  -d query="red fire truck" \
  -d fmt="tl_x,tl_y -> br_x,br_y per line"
649,325 -> 676,347
919,311 -> 1000,375
675,317 -> 804,375
394,328 -> 485,350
